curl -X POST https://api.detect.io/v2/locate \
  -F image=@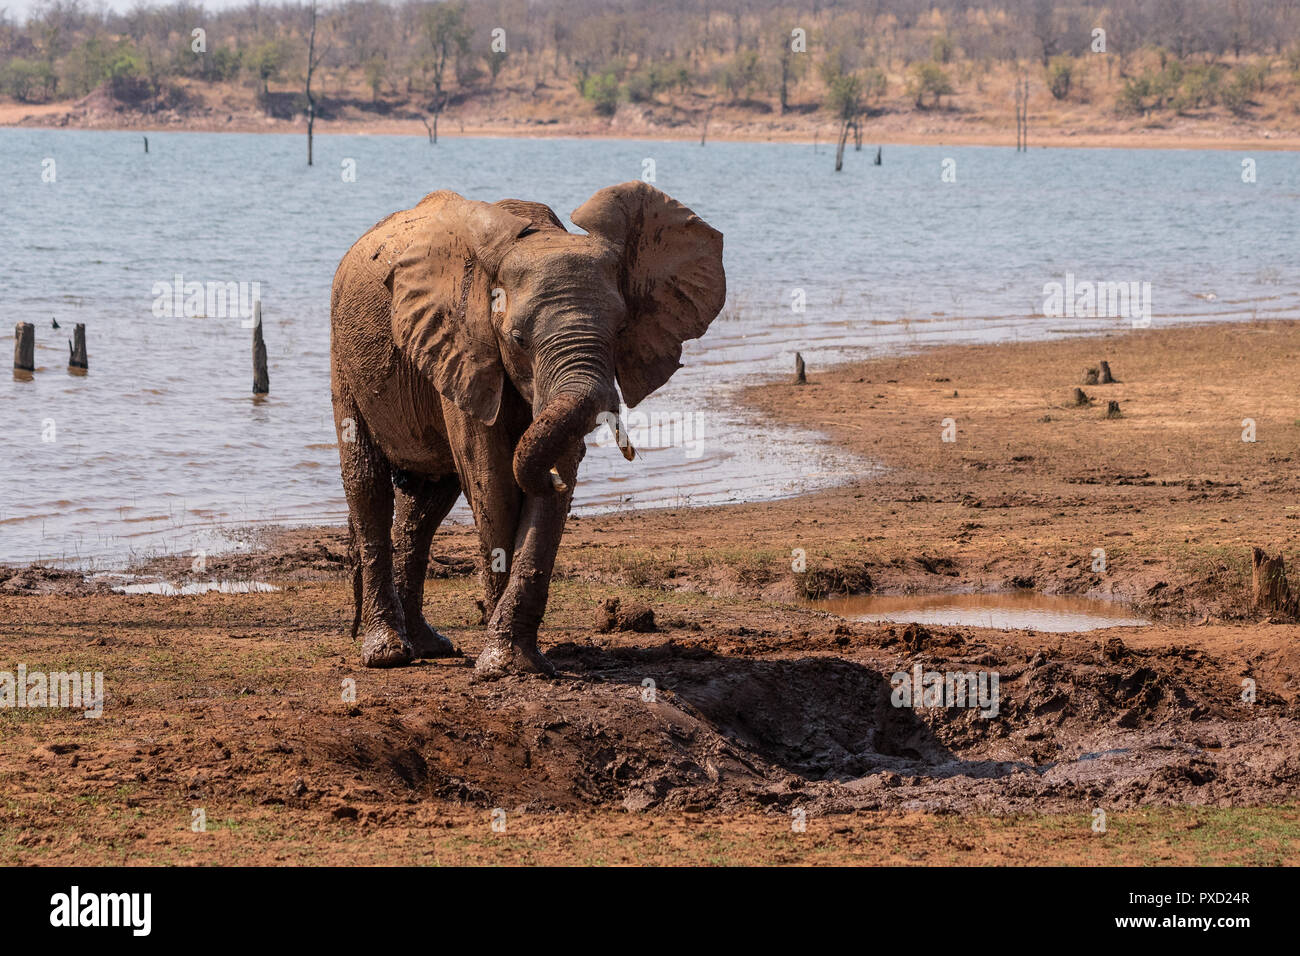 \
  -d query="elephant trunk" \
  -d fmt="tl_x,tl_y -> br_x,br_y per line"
513,387 -> 603,496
